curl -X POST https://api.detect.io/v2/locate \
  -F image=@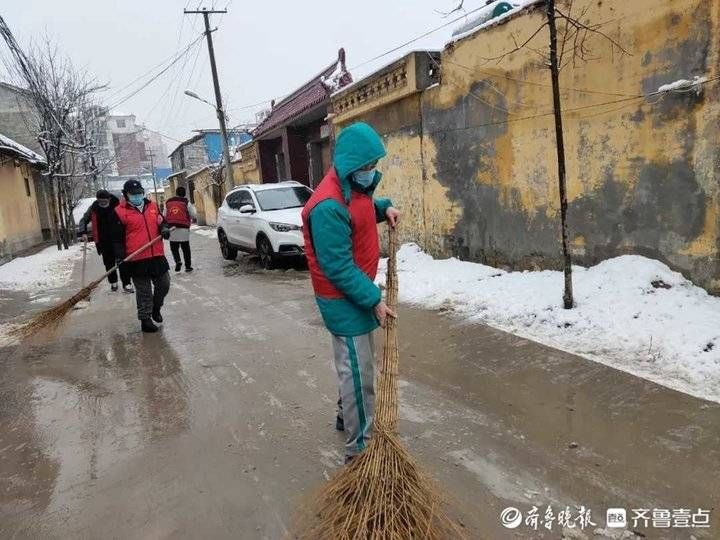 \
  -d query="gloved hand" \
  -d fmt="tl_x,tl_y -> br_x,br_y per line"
161,229 -> 171,240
